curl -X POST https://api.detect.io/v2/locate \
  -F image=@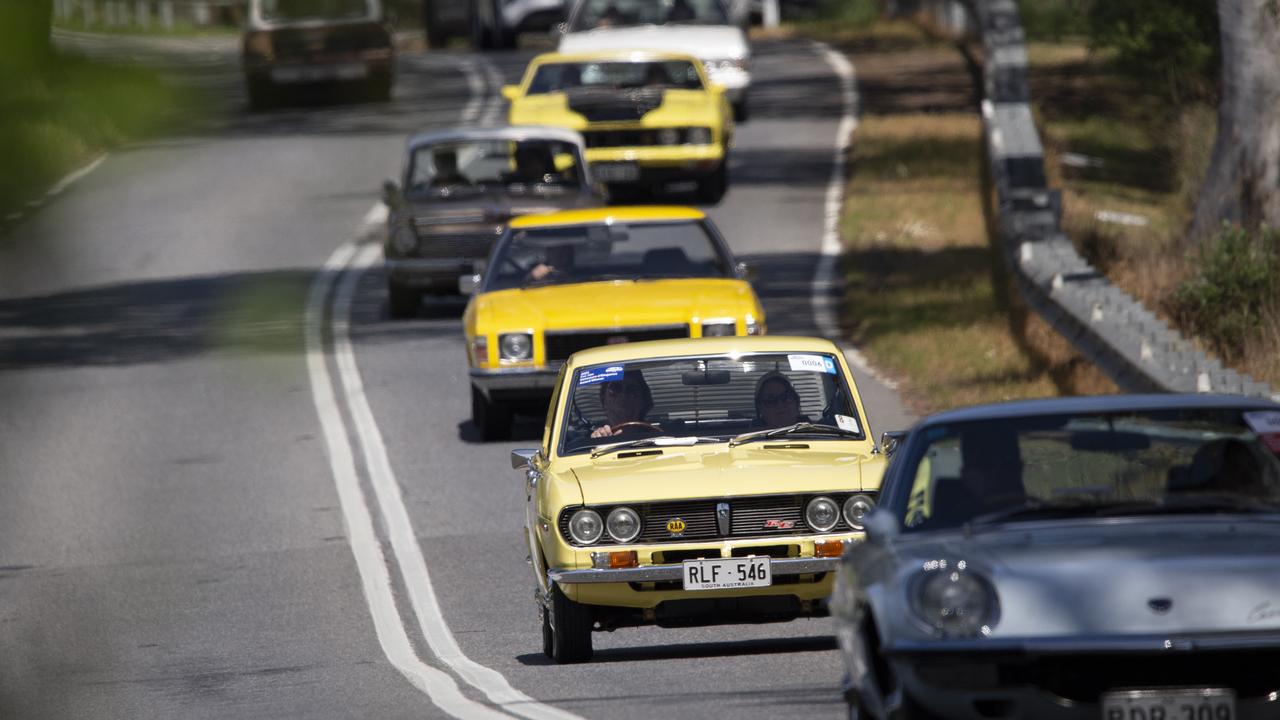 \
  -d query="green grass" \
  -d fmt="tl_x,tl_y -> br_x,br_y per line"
53,18 -> 241,36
